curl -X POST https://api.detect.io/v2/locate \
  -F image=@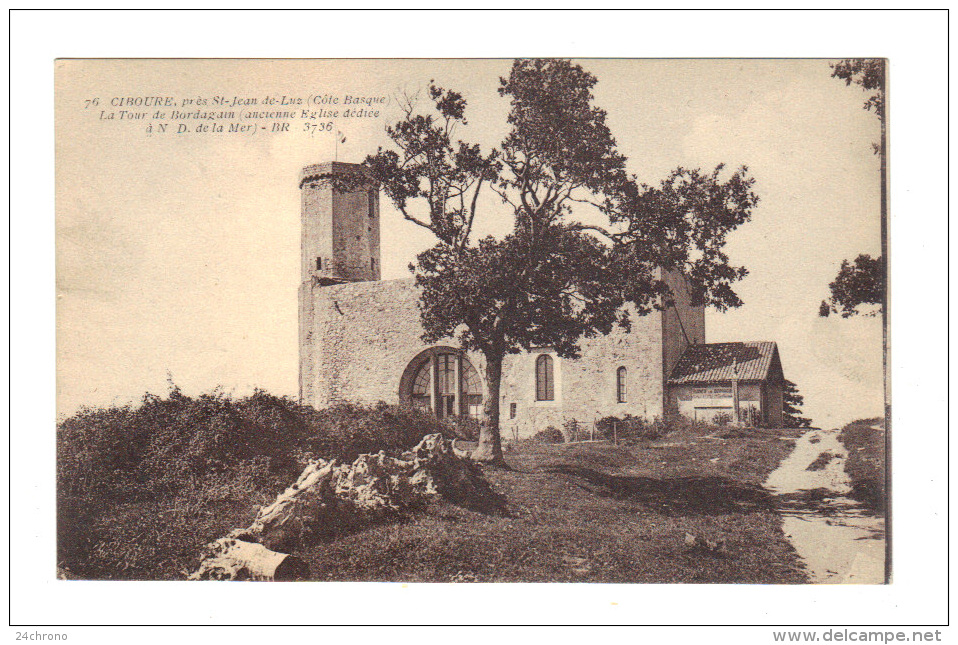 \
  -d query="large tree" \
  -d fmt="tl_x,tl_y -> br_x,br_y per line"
367,59 -> 758,464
